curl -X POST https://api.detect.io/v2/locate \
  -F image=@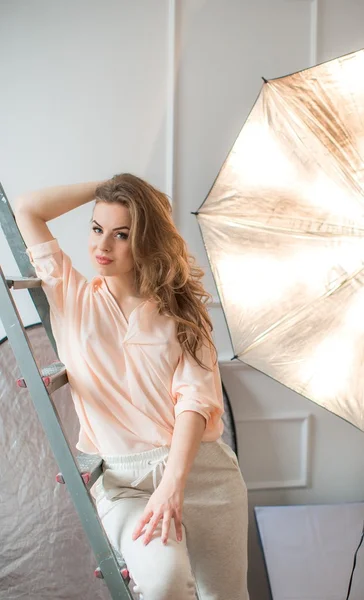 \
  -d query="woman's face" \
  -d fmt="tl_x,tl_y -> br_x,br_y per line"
88,202 -> 134,276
